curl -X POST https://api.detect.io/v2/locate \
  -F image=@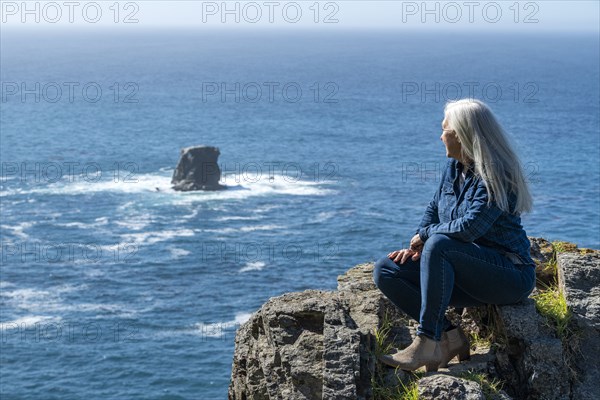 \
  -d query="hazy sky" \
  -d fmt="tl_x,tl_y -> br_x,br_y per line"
1,1 -> 598,32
